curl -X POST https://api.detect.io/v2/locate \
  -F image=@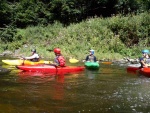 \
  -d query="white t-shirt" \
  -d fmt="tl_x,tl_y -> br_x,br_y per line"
25,53 -> 39,60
